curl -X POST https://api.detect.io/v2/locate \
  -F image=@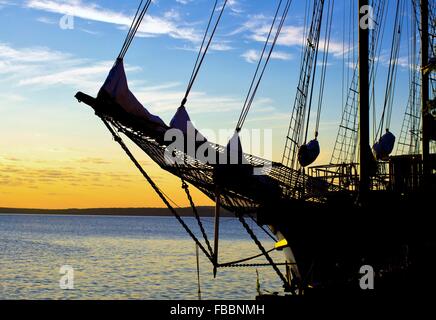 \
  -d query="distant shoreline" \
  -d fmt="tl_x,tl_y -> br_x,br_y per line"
0,206 -> 233,217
